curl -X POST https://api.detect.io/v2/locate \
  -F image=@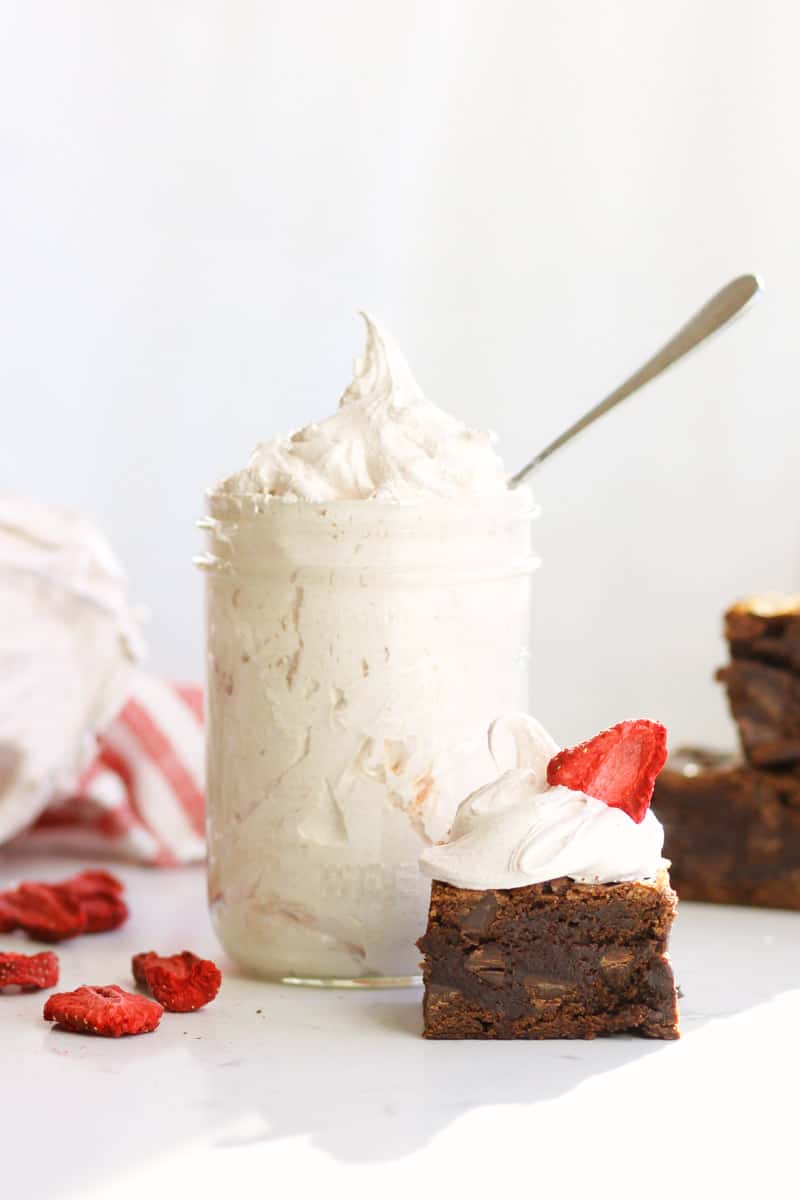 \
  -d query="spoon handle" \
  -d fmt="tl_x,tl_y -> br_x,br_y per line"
509,273 -> 762,488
